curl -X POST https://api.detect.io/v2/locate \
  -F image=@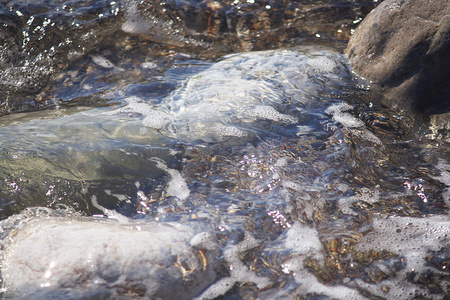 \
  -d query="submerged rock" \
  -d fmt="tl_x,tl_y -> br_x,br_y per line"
115,46 -> 358,143
0,43 -> 447,299
0,0 -> 124,112
128,0 -> 379,51
0,0 -> 378,114
0,207 -> 218,299
352,215 -> 450,298
345,0 -> 450,115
